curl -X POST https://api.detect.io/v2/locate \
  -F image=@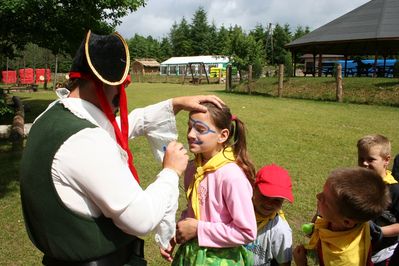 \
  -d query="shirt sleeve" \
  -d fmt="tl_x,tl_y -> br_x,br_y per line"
197,168 -> 257,247
119,99 -> 178,163
52,127 -> 179,237
272,218 -> 293,264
